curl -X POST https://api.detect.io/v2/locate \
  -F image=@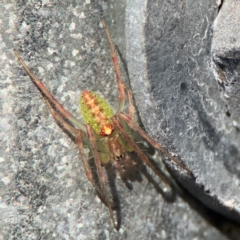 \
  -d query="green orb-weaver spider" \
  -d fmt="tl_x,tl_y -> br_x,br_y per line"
14,18 -> 191,229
